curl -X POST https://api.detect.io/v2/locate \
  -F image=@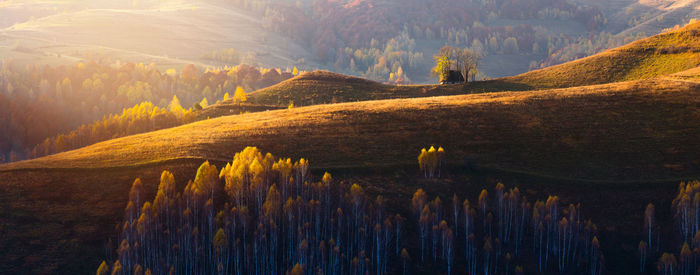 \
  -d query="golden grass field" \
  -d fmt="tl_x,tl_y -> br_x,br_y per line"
5,77 -> 700,180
